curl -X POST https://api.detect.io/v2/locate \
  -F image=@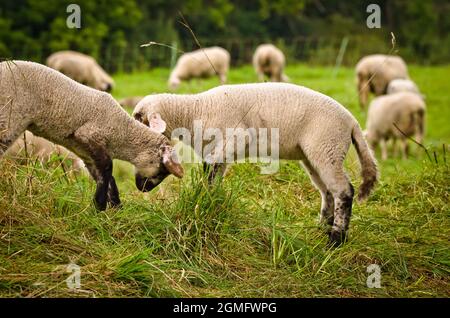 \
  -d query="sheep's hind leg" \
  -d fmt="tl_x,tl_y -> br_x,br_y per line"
380,138 -> 388,160
400,138 -> 409,160
318,165 -> 354,247
300,159 -> 334,228
0,123 -> 27,157
203,162 -> 227,184
0,137 -> 13,156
